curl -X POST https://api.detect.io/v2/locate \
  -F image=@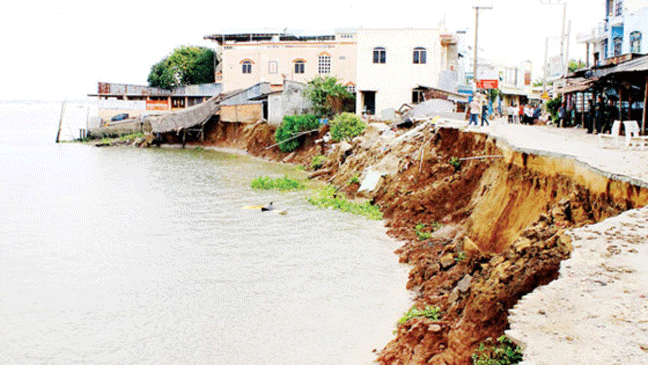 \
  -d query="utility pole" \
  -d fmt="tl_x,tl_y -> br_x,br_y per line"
543,37 -> 549,94
473,5 -> 493,92
559,1 -> 568,74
